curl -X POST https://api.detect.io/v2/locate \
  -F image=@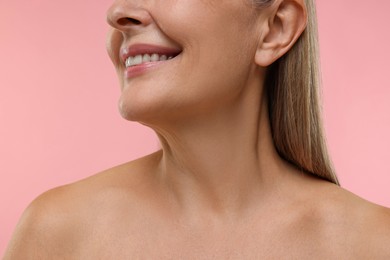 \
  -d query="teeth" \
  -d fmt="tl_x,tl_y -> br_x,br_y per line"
133,55 -> 142,65
150,53 -> 159,62
143,54 -> 151,62
125,53 -> 176,67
